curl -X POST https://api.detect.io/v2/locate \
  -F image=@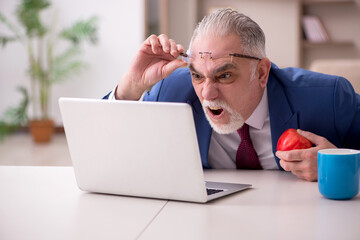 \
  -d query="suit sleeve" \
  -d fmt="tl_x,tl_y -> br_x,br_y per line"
333,76 -> 360,149
143,81 -> 164,102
